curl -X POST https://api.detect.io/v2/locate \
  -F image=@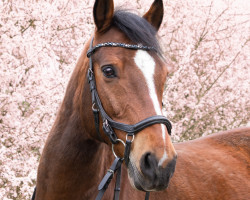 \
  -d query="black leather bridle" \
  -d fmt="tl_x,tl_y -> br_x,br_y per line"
31,38 -> 173,200
87,37 -> 172,200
